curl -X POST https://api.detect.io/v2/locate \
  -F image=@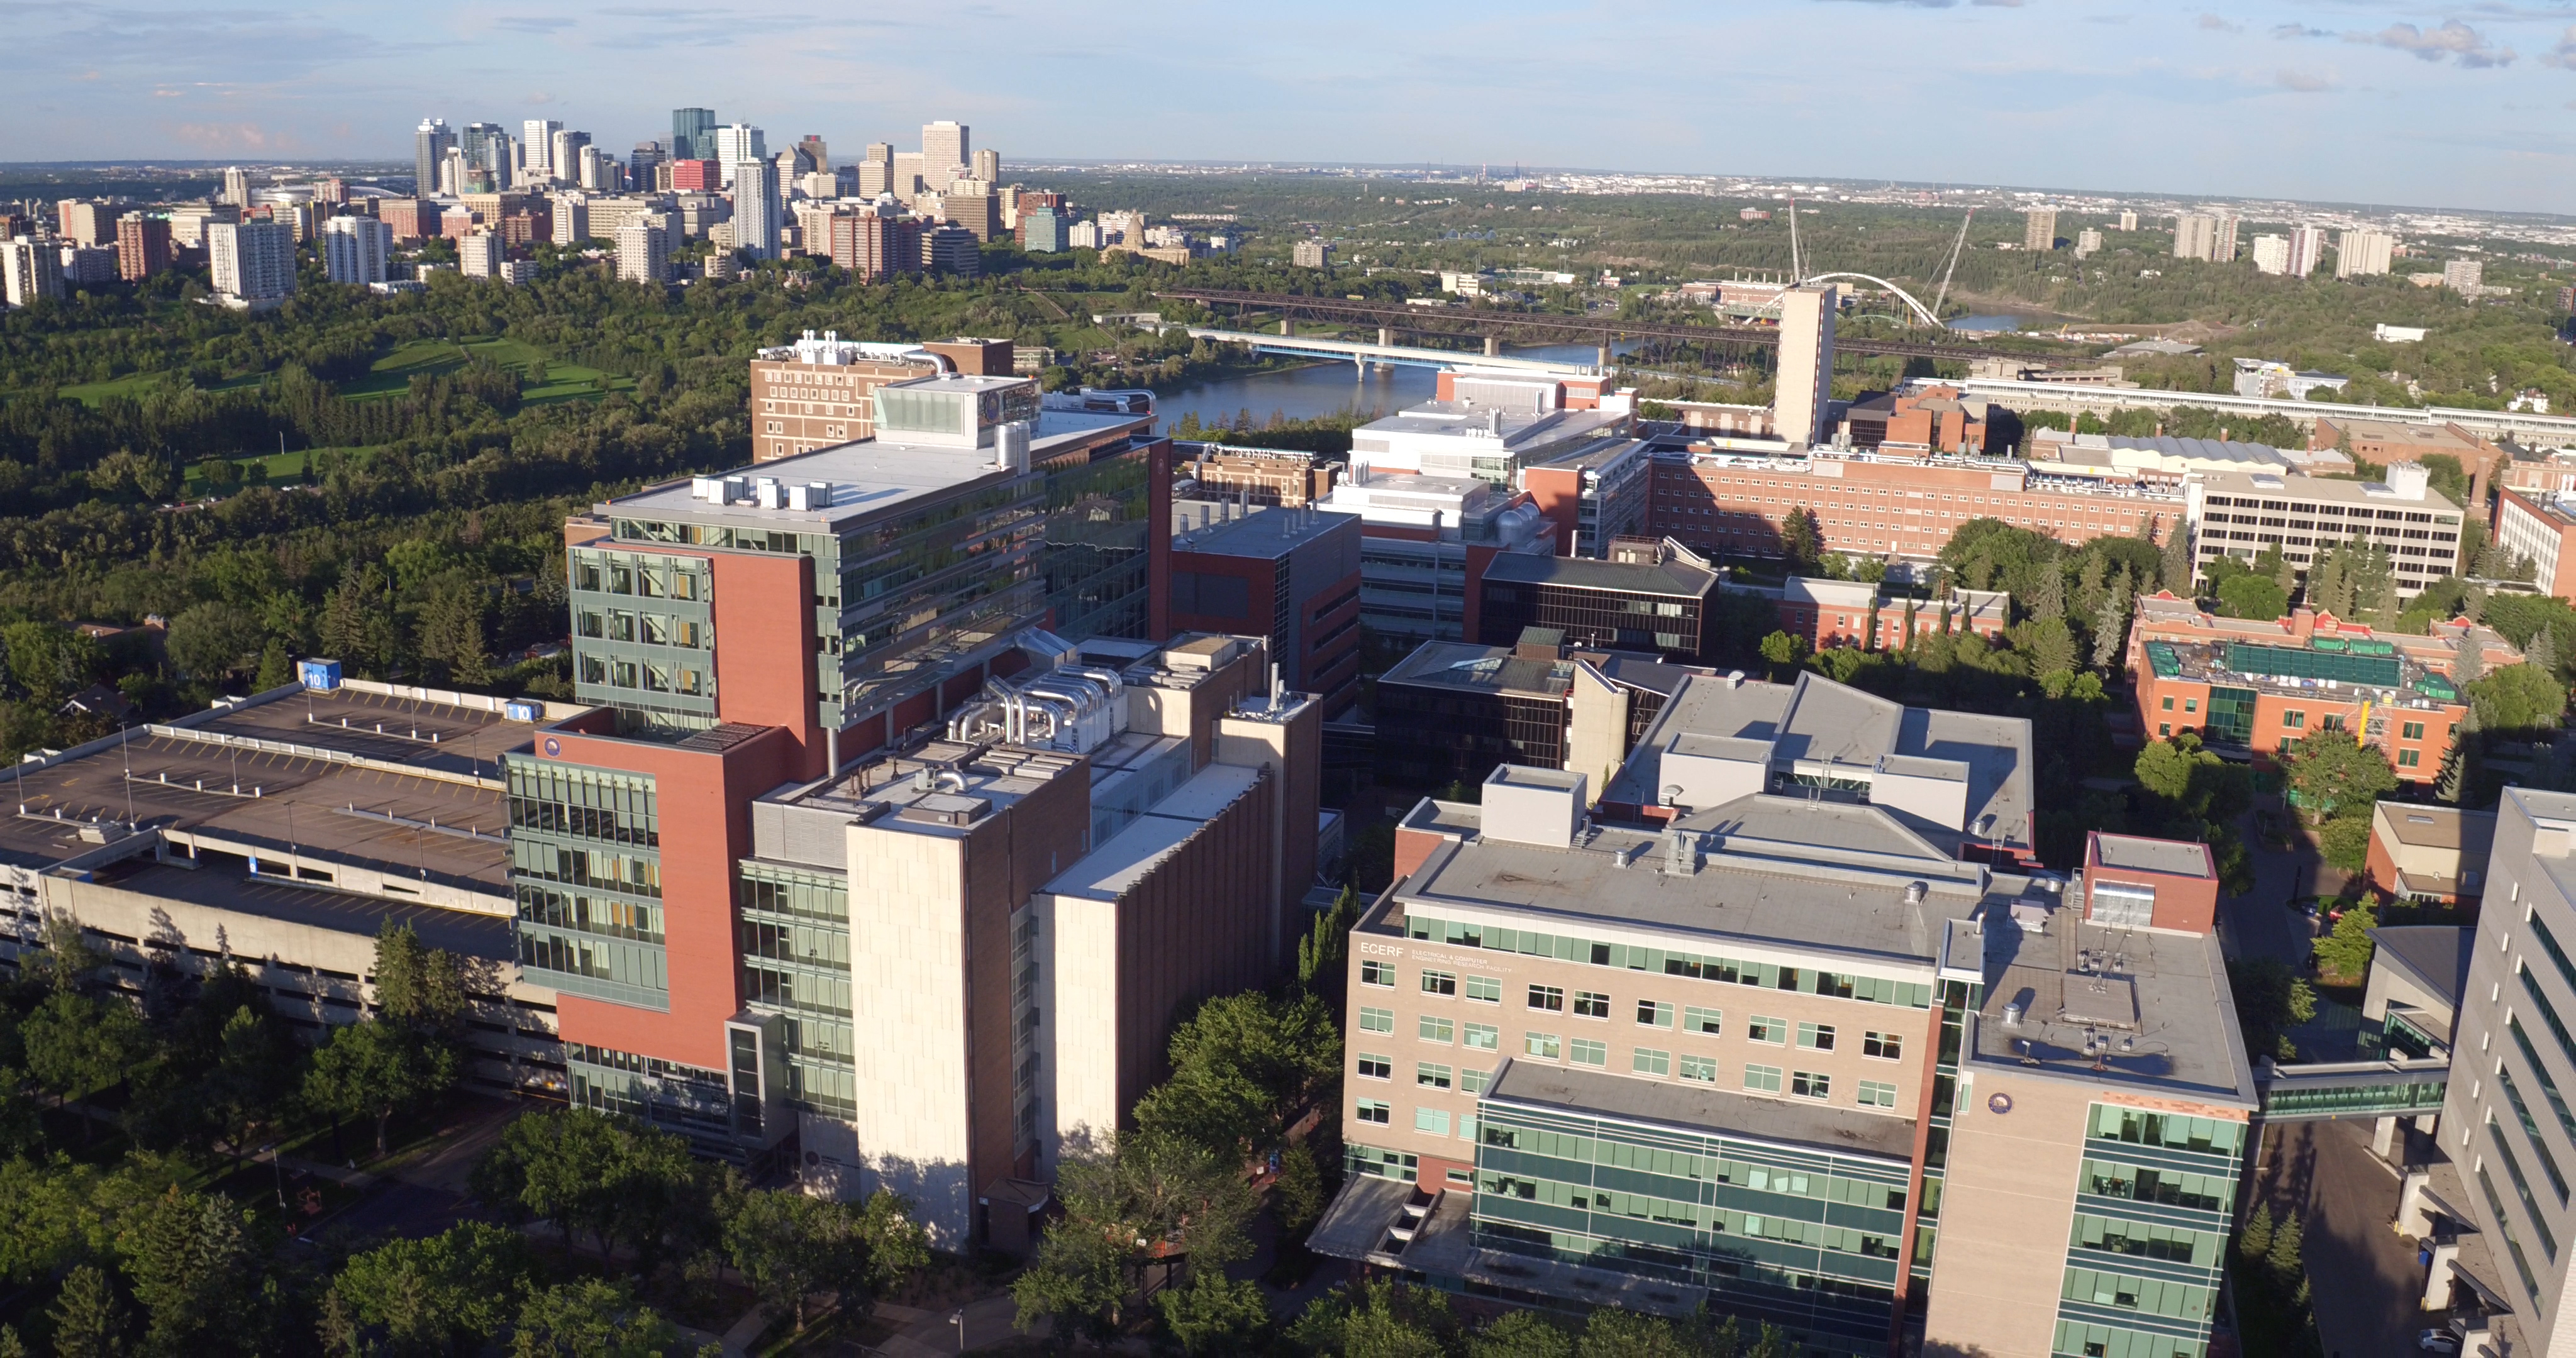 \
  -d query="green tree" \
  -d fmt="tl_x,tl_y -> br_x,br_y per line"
33,910 -> 107,994
1133,990 -> 1341,1157
1284,1279 -> 1457,1358
1780,506 -> 1821,572
2216,574 -> 2288,621
2230,958 -> 2318,1063
509,1279 -> 684,1358
1298,887 -> 1358,991
253,641 -> 294,692
1,623 -> 103,706
1016,1131 -> 1256,1344
23,991 -> 146,1132
164,602 -> 265,683
2313,898 -> 2379,983
1157,1272 -> 1271,1354
2265,1208 -> 2306,1287
118,1186 -> 258,1357
332,1222 -> 531,1356
720,1186 -> 926,1331
49,1264 -> 128,1358
370,919 -> 469,1034
2238,1200 -> 2275,1261
2281,730 -> 2399,822
302,1015 -> 458,1156
2023,617 -> 2077,682
2318,814 -> 2374,872
1274,1143 -> 1330,1238
1756,630 -> 1807,679
1469,1310 -> 1575,1358
2158,521 -> 2194,593
2469,663 -> 2567,737
473,1109 -> 645,1261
